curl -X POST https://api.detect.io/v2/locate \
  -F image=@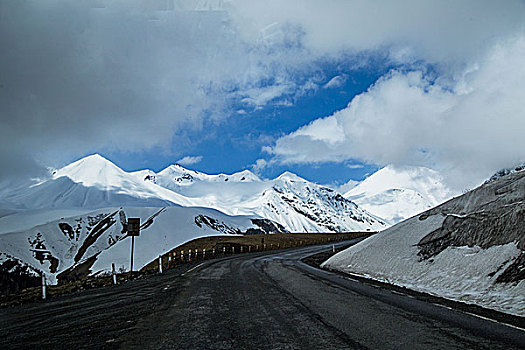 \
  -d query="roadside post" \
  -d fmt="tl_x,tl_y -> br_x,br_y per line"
41,273 -> 46,300
112,263 -> 117,285
158,255 -> 163,273
128,218 -> 140,275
